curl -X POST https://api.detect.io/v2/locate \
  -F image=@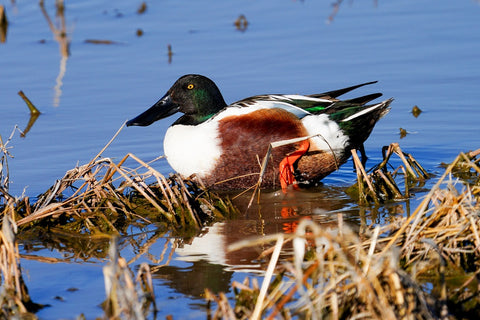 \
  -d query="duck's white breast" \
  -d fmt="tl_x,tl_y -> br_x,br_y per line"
163,121 -> 222,178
